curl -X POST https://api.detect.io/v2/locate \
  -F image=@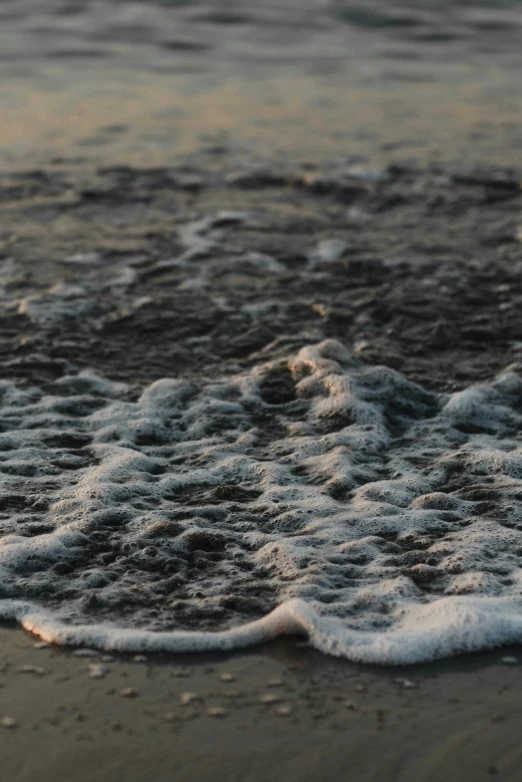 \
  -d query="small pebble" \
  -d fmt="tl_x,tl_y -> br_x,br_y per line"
134,655 -> 147,663
312,303 -> 328,317
0,716 -> 17,729
88,664 -> 108,680
267,678 -> 283,687
33,642 -> 50,650
260,694 -> 280,704
180,692 -> 199,706
219,673 -> 235,683
276,704 -> 293,717
344,701 -> 358,711
119,687 -> 138,698
207,707 -> 227,718
395,678 -> 417,689
165,712 -> 177,722
501,656 -> 518,665
354,684 -> 367,693
101,656 -> 114,663
17,665 -> 45,676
